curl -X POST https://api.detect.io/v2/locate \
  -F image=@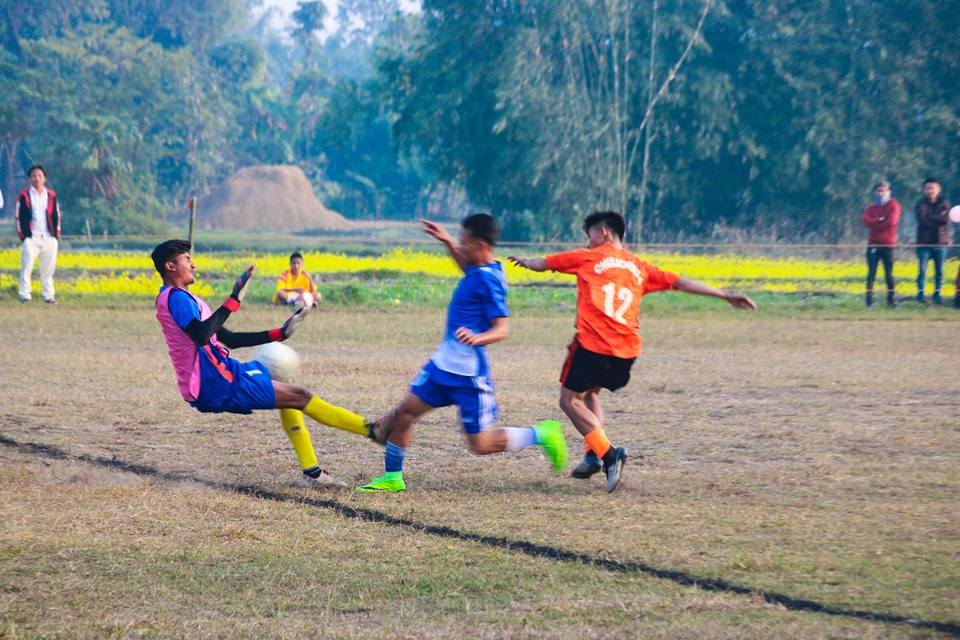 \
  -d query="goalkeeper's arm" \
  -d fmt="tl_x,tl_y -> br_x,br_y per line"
215,306 -> 310,348
182,266 -> 256,345
216,326 -> 284,349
